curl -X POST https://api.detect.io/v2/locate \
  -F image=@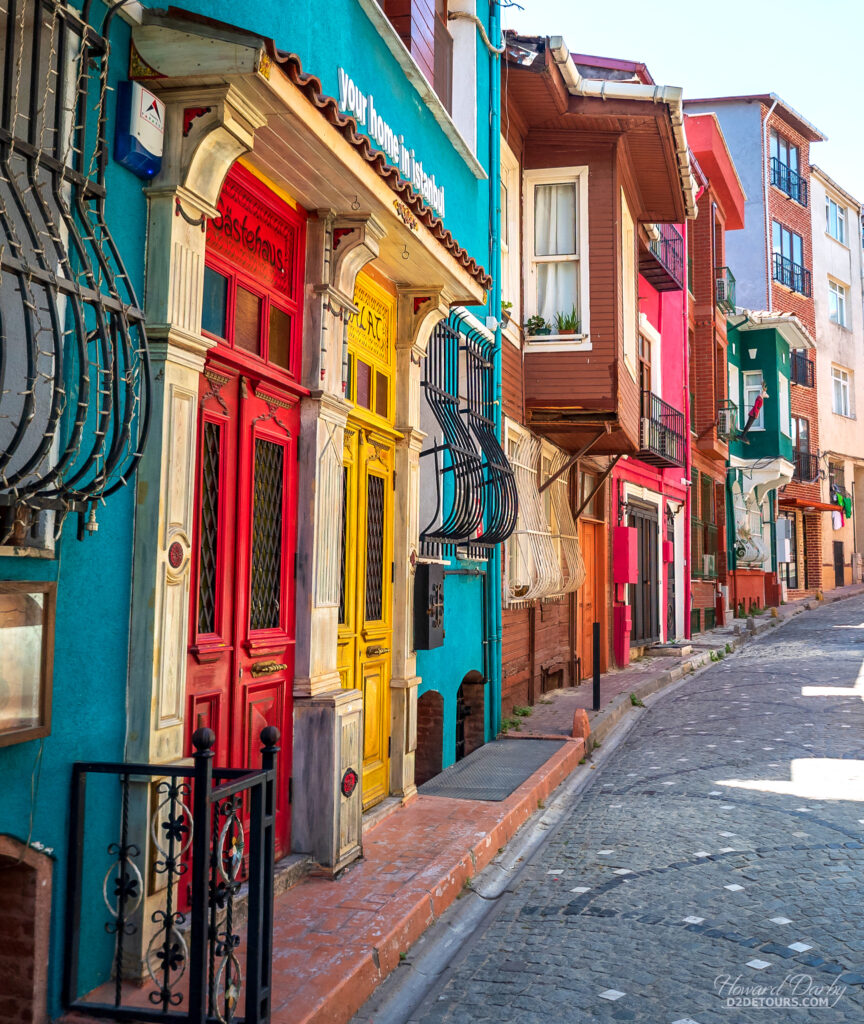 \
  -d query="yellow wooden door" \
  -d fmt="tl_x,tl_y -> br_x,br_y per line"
338,270 -> 398,810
